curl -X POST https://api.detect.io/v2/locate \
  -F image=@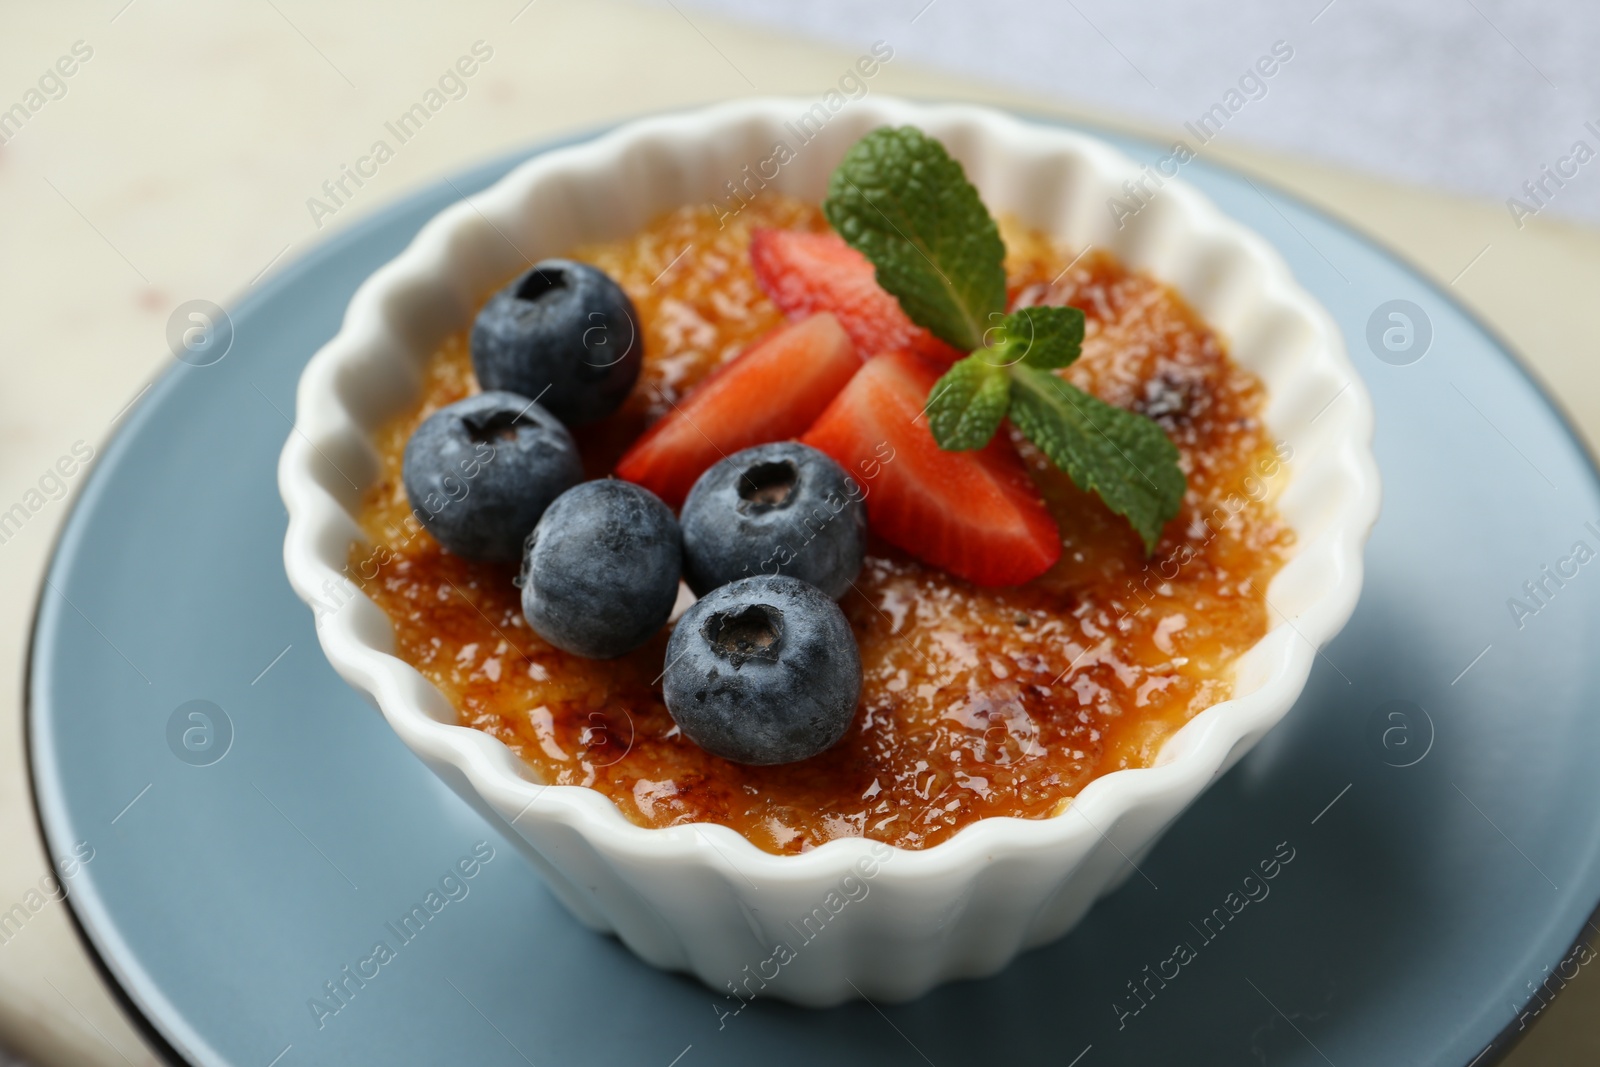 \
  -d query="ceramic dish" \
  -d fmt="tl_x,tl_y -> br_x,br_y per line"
277,97 -> 1379,1005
